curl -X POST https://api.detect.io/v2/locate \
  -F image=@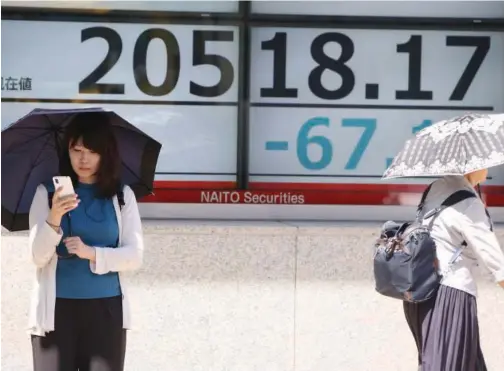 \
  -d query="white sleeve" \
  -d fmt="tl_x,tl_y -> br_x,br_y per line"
90,186 -> 144,274
28,184 -> 63,267
457,198 -> 504,283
